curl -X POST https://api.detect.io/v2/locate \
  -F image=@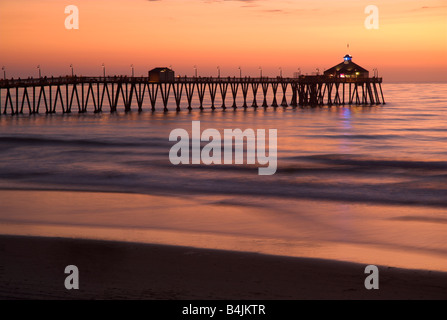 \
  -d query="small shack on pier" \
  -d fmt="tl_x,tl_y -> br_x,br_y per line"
324,55 -> 369,79
149,67 -> 175,82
